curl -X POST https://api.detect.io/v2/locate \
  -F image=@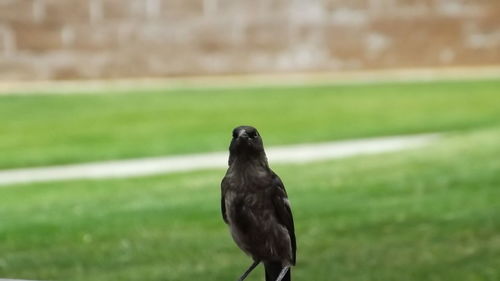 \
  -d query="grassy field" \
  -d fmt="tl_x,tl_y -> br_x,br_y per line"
1,79 -> 500,169
0,127 -> 499,281
1,78 -> 500,281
